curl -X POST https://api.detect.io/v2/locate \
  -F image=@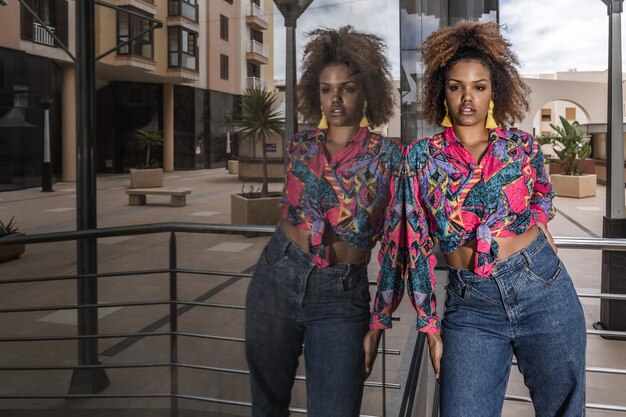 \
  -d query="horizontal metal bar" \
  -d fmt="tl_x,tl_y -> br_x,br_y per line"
0,361 -> 401,390
587,328 -> 626,337
586,366 -> 626,375
0,331 -> 170,343
577,291 -> 626,301
554,236 -> 626,251
506,395 -> 626,411
0,222 -> 275,246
